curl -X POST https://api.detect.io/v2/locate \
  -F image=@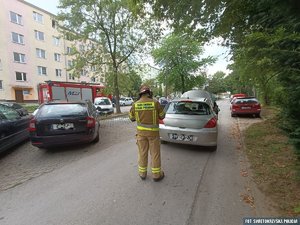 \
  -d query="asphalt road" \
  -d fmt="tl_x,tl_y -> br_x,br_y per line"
0,100 -> 277,225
